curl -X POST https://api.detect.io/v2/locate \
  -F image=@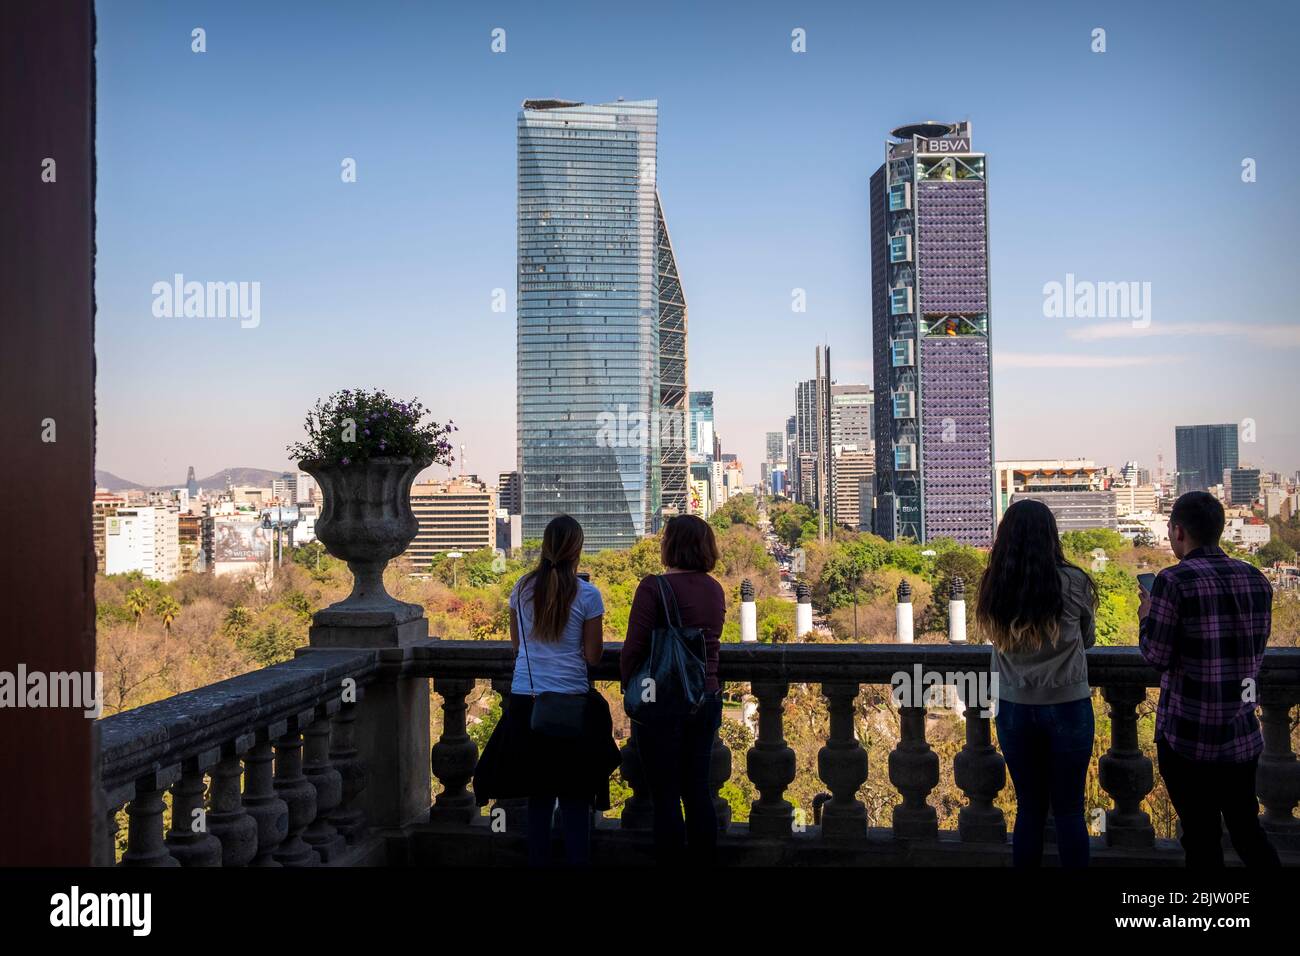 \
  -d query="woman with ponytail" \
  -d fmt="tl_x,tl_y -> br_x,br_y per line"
976,498 -> 1099,867
473,515 -> 618,866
